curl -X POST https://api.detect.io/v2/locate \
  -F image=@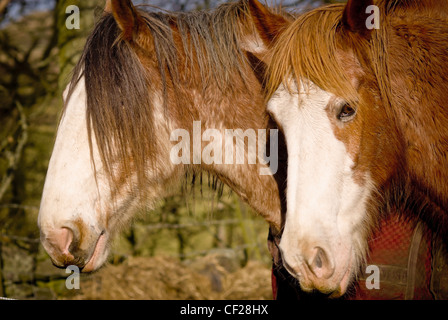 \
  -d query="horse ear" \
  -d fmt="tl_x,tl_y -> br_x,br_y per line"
342,0 -> 374,39
108,0 -> 142,41
247,0 -> 289,46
